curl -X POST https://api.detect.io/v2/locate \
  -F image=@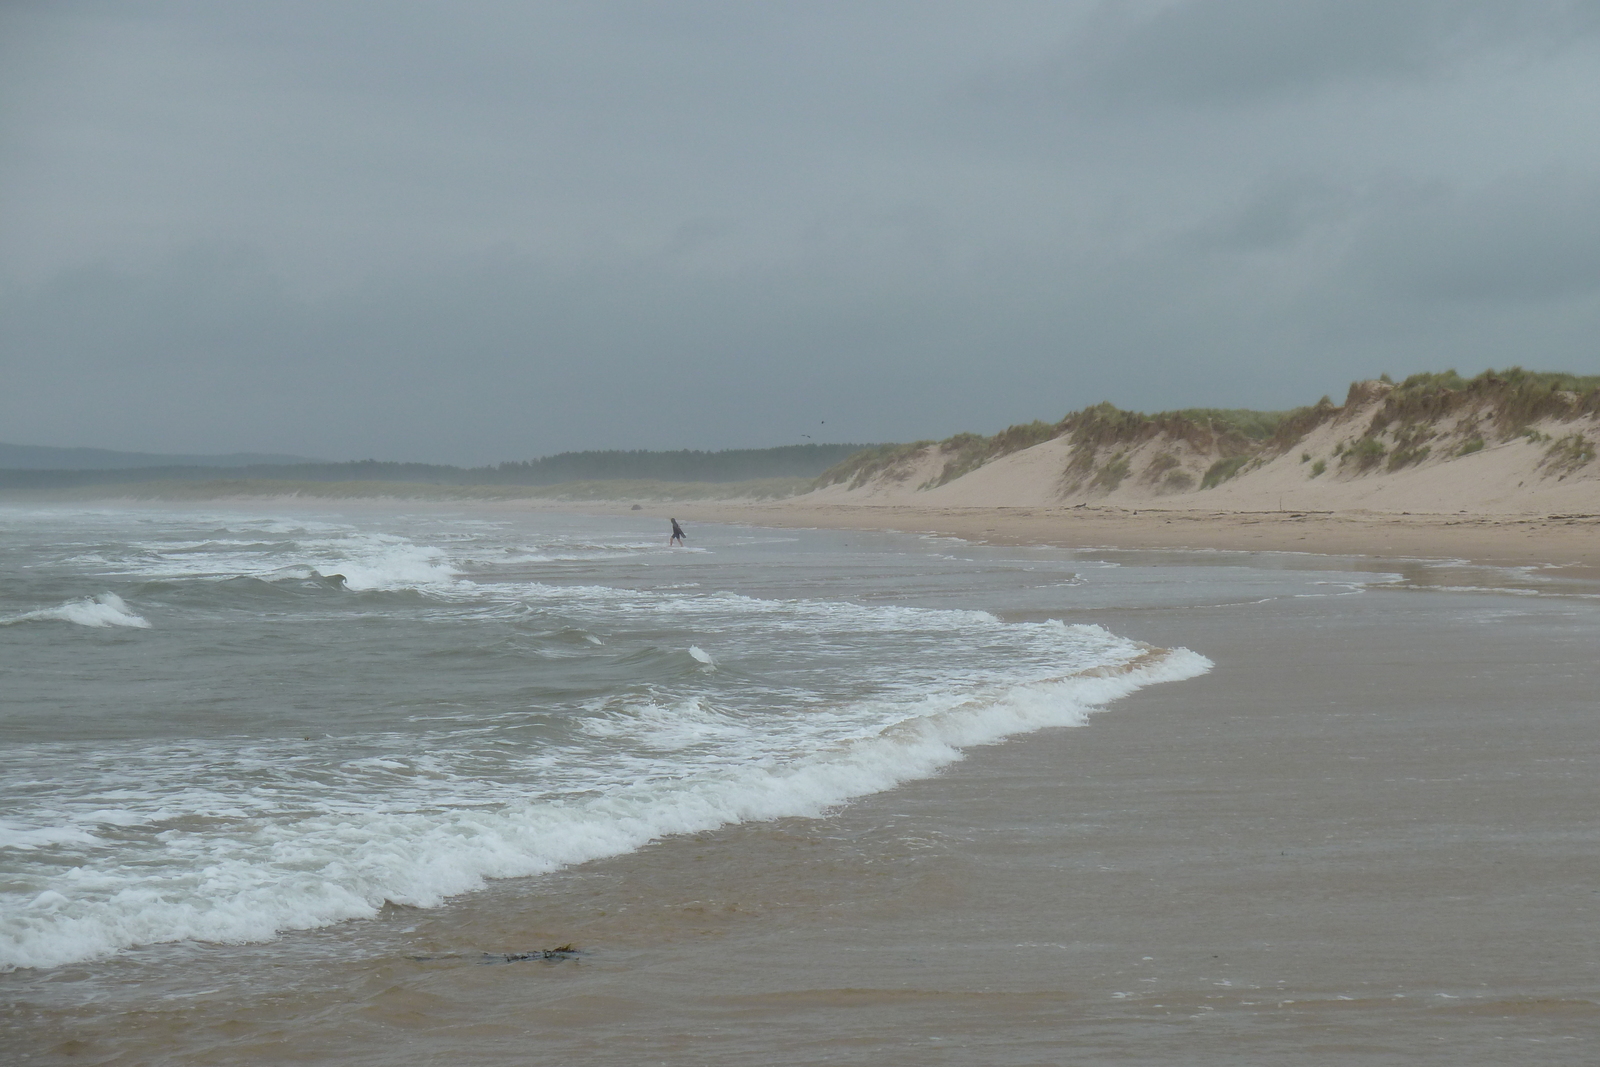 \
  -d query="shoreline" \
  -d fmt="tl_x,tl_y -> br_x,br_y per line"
10,493 -> 1600,576
7,502 -> 1597,1064
676,500 -> 1600,580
